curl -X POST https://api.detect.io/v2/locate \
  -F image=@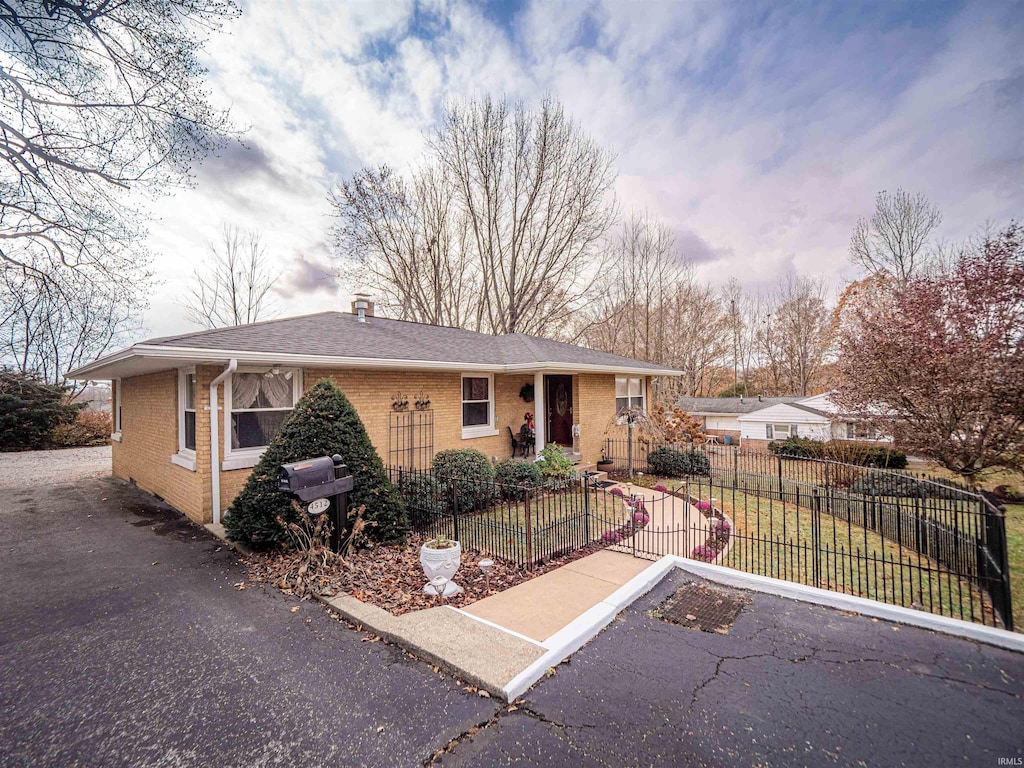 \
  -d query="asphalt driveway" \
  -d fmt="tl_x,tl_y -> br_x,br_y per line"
440,571 -> 1024,767
0,469 -> 496,767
